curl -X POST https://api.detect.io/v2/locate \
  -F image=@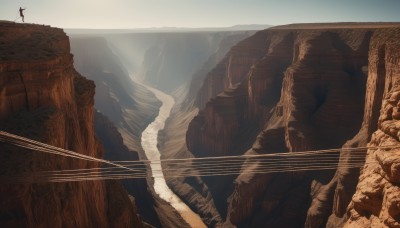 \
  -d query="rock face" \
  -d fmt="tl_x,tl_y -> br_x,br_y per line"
181,32 -> 253,108
157,32 -> 255,226
0,22 -> 141,227
178,23 -> 400,227
344,28 -> 400,228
